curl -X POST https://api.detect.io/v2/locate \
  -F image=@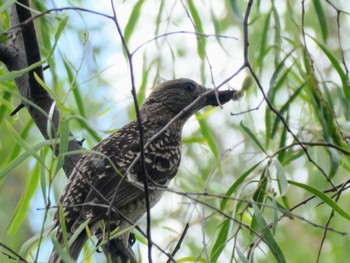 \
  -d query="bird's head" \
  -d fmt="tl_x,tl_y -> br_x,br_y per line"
139,78 -> 234,128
